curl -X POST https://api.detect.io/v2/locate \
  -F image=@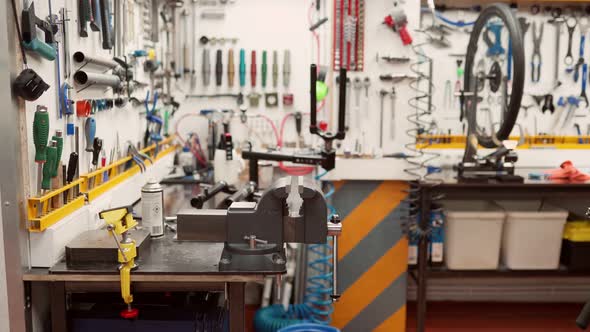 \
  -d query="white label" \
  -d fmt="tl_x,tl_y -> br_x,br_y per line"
431,242 -> 443,263
142,191 -> 164,236
408,245 -> 418,265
